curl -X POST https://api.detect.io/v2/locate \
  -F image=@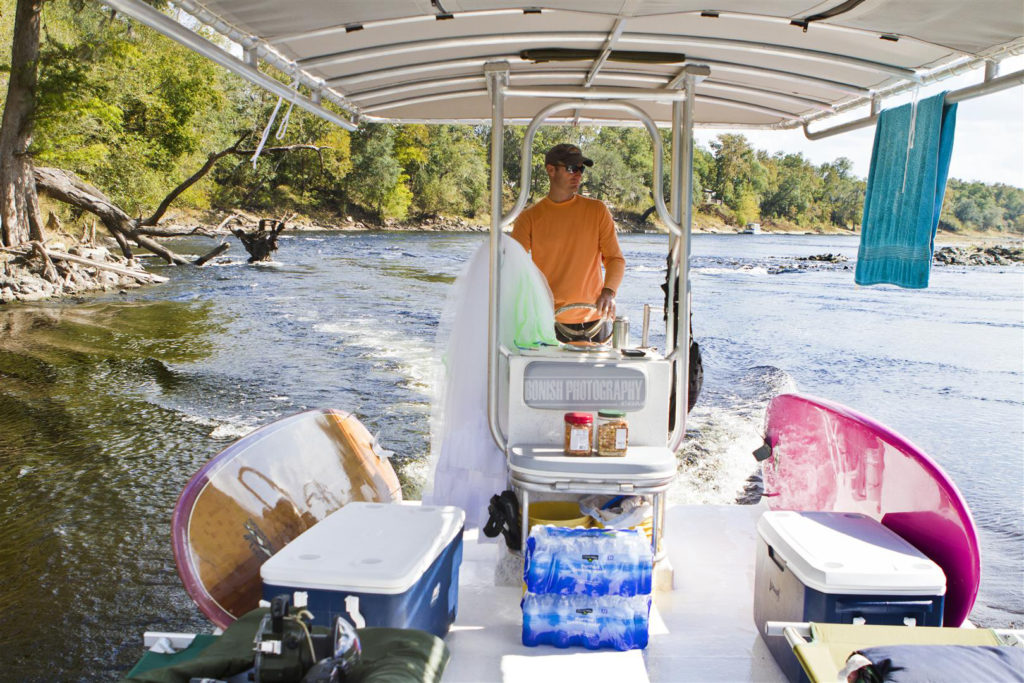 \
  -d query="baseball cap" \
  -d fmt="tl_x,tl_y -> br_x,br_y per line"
545,143 -> 594,168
